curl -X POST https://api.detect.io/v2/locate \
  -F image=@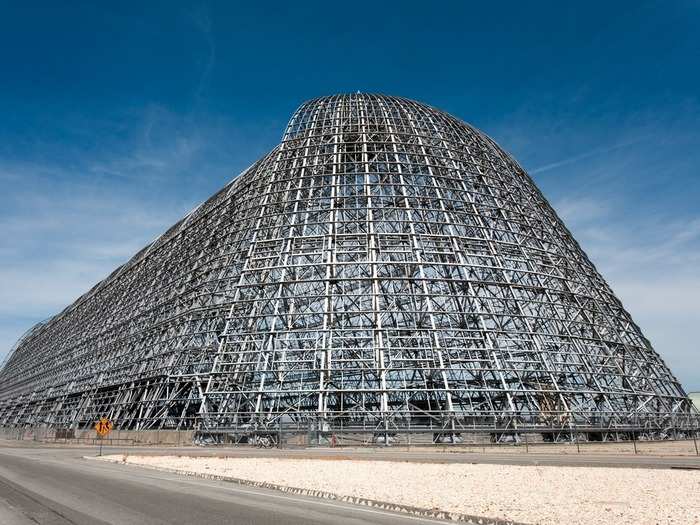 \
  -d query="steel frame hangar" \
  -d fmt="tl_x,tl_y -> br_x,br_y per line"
1,94 -> 697,444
